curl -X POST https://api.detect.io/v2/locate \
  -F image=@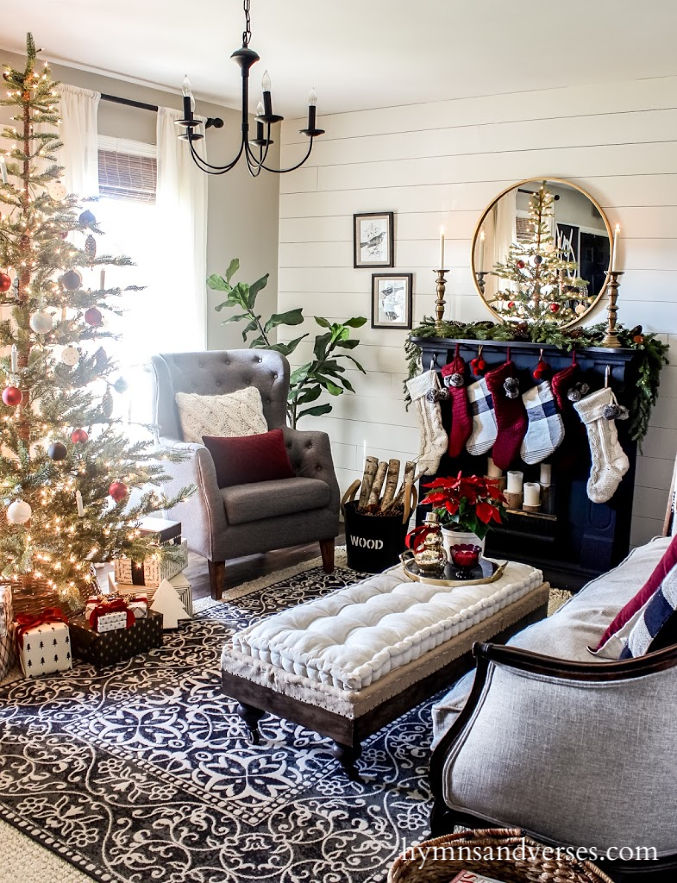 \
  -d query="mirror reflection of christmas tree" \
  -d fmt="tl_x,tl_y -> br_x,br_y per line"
489,182 -> 593,325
